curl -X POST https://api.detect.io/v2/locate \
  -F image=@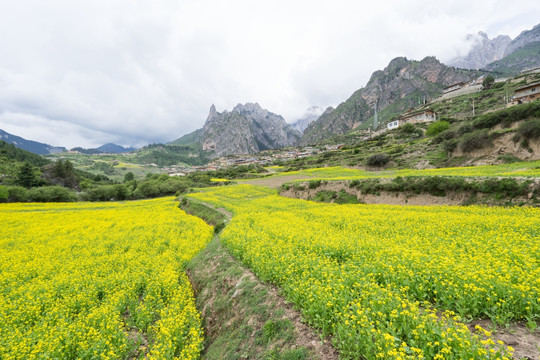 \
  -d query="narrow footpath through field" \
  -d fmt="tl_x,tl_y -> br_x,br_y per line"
181,198 -> 339,359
